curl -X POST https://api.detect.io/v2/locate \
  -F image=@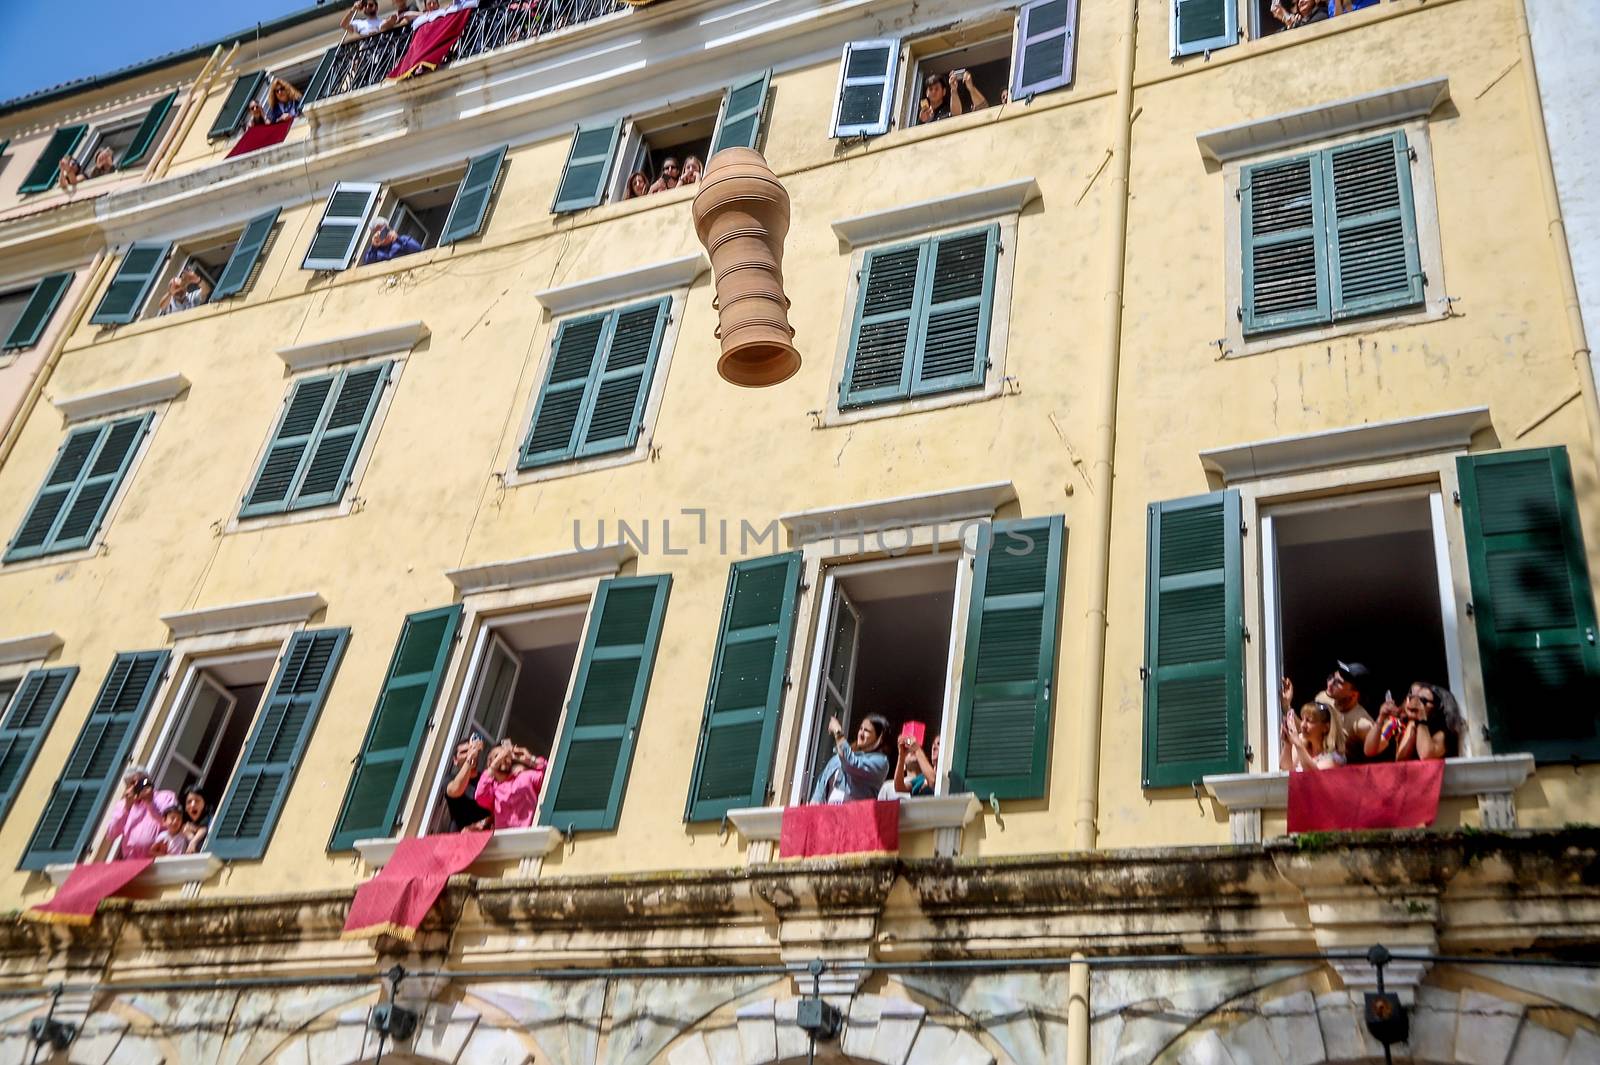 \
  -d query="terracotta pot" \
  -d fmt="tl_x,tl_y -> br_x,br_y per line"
692,148 -> 800,387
